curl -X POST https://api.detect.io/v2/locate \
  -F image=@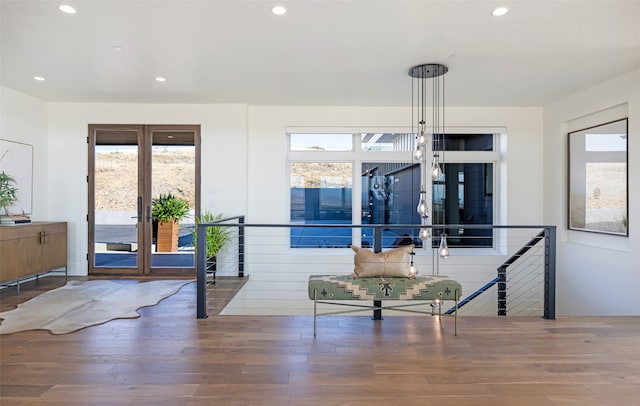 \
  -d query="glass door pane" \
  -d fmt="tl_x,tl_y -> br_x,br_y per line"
91,128 -> 142,272
149,129 -> 196,271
